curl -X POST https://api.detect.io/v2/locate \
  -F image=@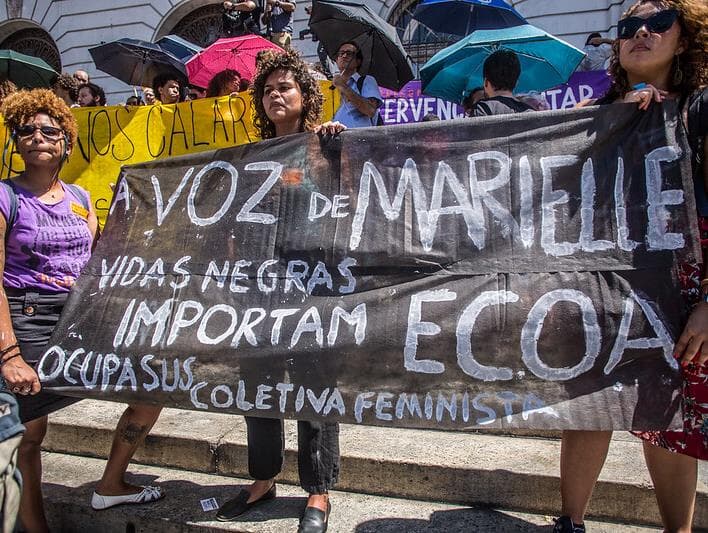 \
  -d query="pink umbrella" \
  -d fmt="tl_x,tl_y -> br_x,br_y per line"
186,35 -> 283,88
